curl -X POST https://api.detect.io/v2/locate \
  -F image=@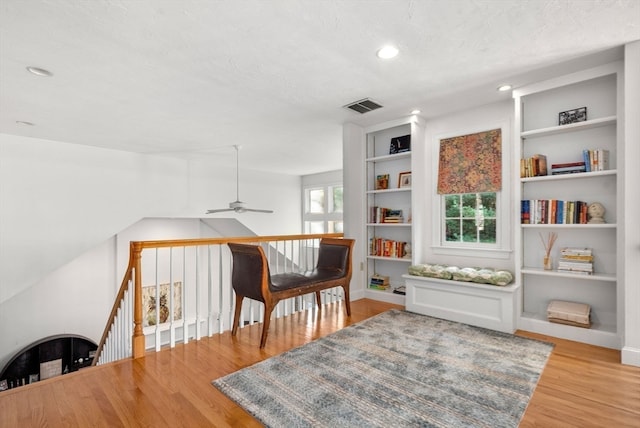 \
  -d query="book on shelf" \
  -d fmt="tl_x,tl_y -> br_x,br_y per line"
557,247 -> 594,274
551,161 -> 586,175
369,275 -> 391,290
520,154 -> 548,177
560,247 -> 593,256
521,199 -> 589,224
369,237 -> 408,258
